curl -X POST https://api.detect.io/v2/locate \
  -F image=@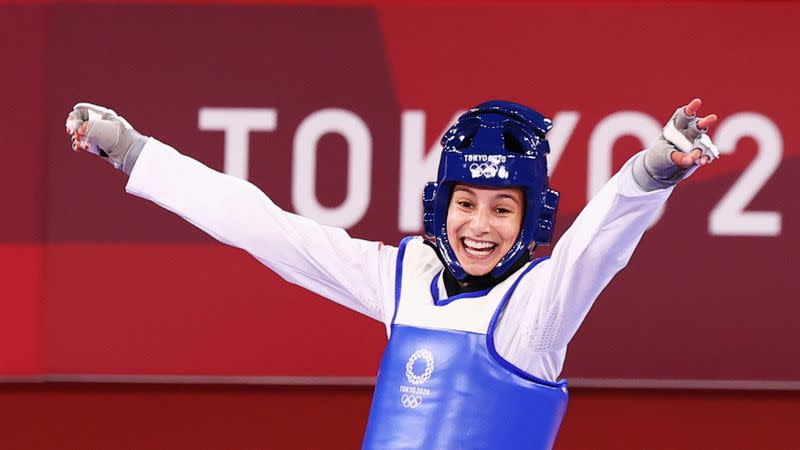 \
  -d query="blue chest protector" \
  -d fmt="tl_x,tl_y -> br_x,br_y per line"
362,238 -> 568,450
